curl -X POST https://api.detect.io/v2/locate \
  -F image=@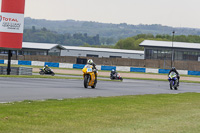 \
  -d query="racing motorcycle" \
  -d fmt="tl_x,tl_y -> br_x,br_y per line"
39,68 -> 55,76
82,65 -> 98,88
168,71 -> 178,90
110,72 -> 123,81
